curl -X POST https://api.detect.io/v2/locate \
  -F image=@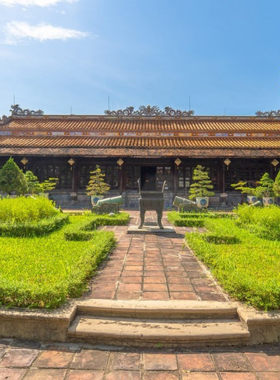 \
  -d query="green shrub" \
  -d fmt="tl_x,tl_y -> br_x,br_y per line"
202,233 -> 240,244
24,171 -> 41,194
0,214 -> 69,237
235,204 -> 280,240
185,218 -> 280,310
0,157 -> 27,195
0,197 -> 59,223
189,165 -> 215,199
176,218 -> 205,227
168,211 -> 233,227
